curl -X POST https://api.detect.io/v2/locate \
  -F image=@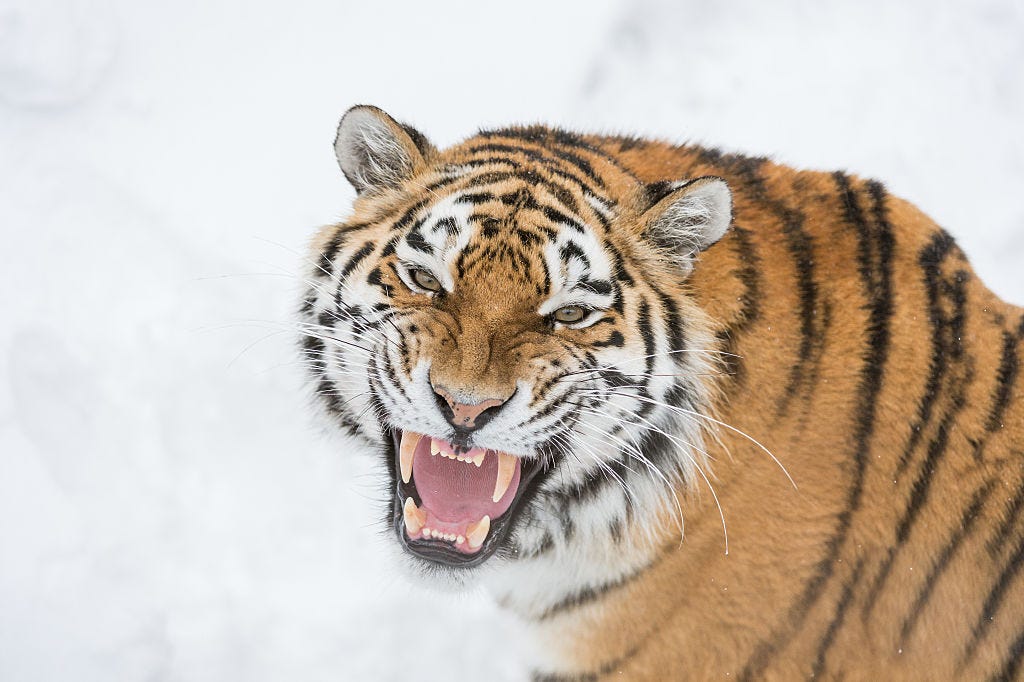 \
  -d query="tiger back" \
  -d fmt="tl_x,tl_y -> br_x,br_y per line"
301,106 -> 1024,680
